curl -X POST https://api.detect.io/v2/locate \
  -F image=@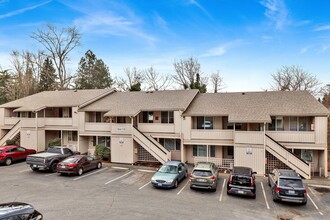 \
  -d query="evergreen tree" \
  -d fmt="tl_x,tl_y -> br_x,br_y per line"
0,69 -> 11,104
75,50 -> 113,89
39,58 -> 56,92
